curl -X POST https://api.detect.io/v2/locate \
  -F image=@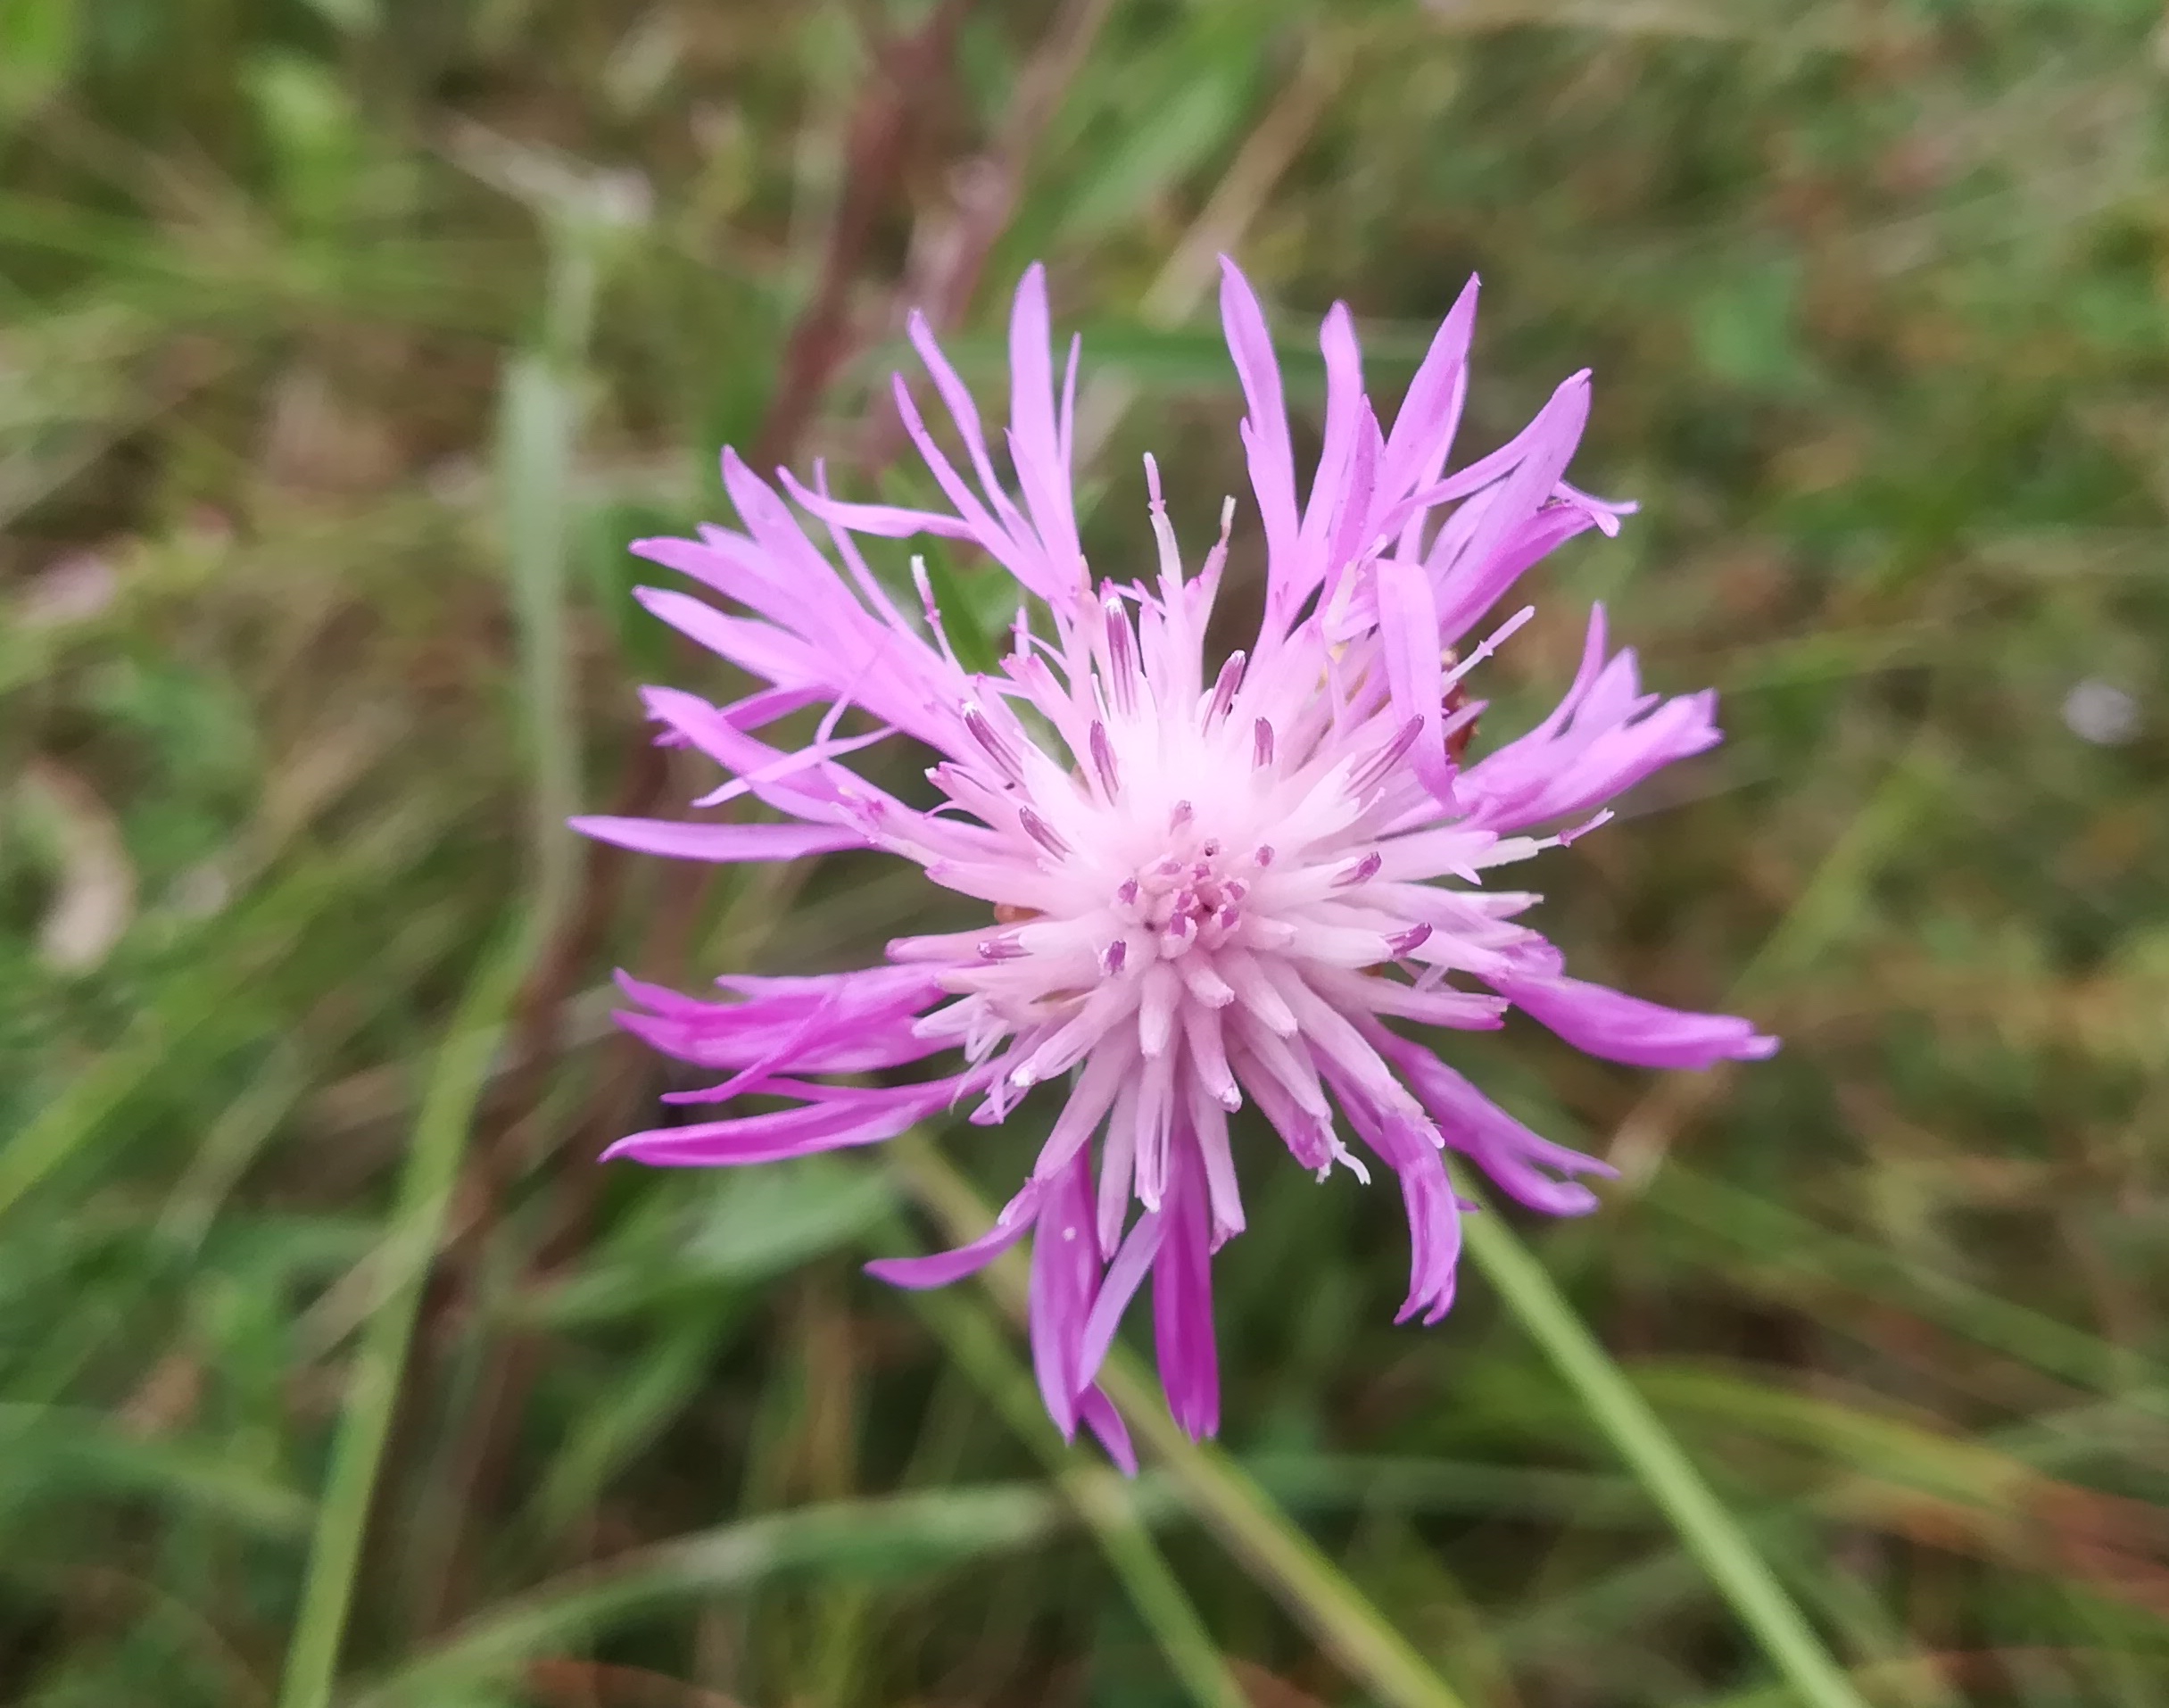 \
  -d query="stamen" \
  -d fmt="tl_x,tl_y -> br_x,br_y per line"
1253,845 -> 1275,867
1442,603 -> 1536,687
1350,717 -> 1423,795
1017,806 -> 1071,858
1169,800 -> 1194,834
1089,720 -> 1121,794
1101,939 -> 1129,975
1197,494 -> 1238,588
911,557 -> 959,665
1102,592 -> 1138,717
1115,878 -> 1141,908
1334,850 -> 1383,888
1387,924 -> 1434,958
1206,651 -> 1246,725
1201,903 -> 1241,947
962,700 -> 1025,785
1253,717 -> 1275,769
979,935 -> 1027,961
